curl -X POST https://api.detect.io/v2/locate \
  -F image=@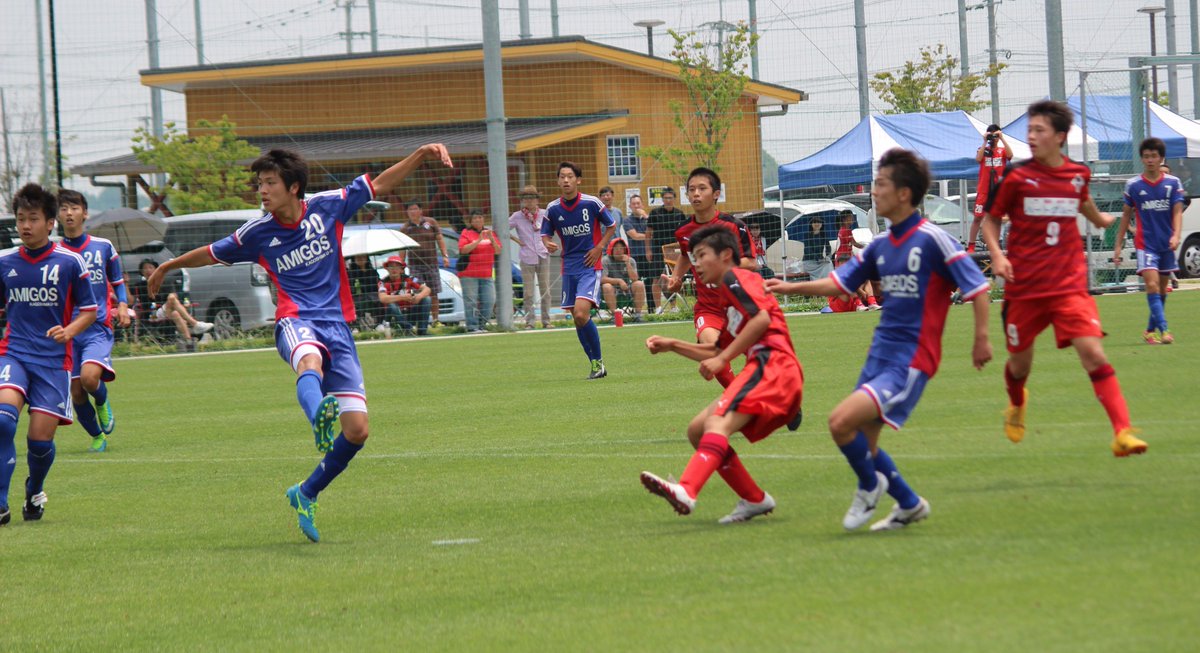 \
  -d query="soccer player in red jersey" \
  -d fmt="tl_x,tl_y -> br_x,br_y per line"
641,224 -> 803,524
660,168 -> 757,388
982,100 -> 1147,457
